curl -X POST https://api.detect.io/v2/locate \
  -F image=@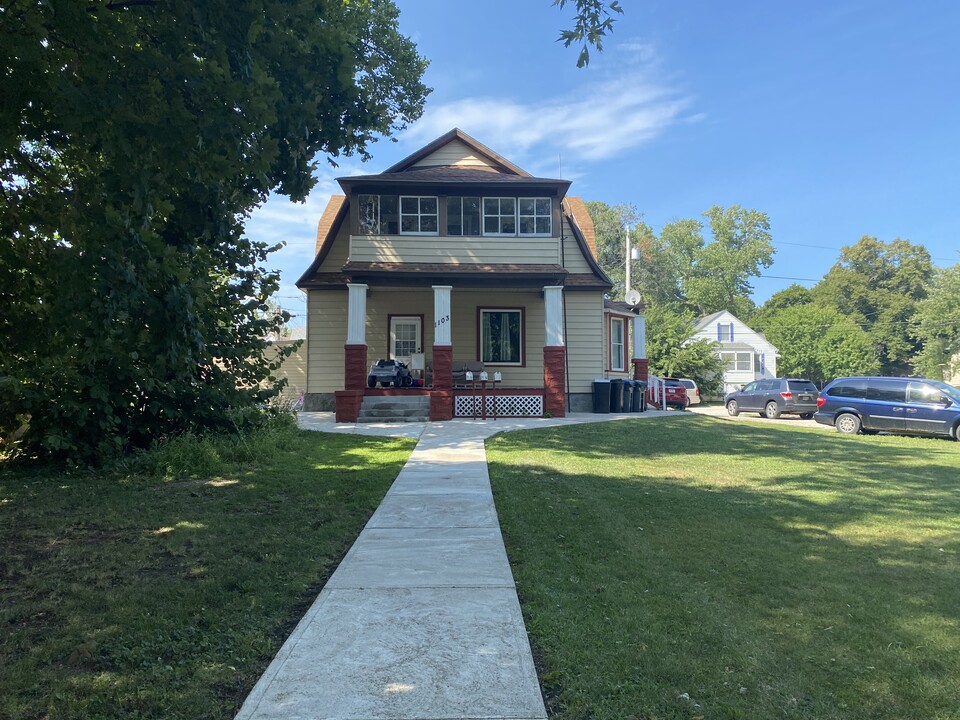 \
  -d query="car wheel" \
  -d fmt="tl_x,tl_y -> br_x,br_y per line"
800,413 -> 814,420
835,413 -> 861,435
683,398 -> 690,410
726,400 -> 739,416
367,376 -> 377,388
765,401 -> 782,419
